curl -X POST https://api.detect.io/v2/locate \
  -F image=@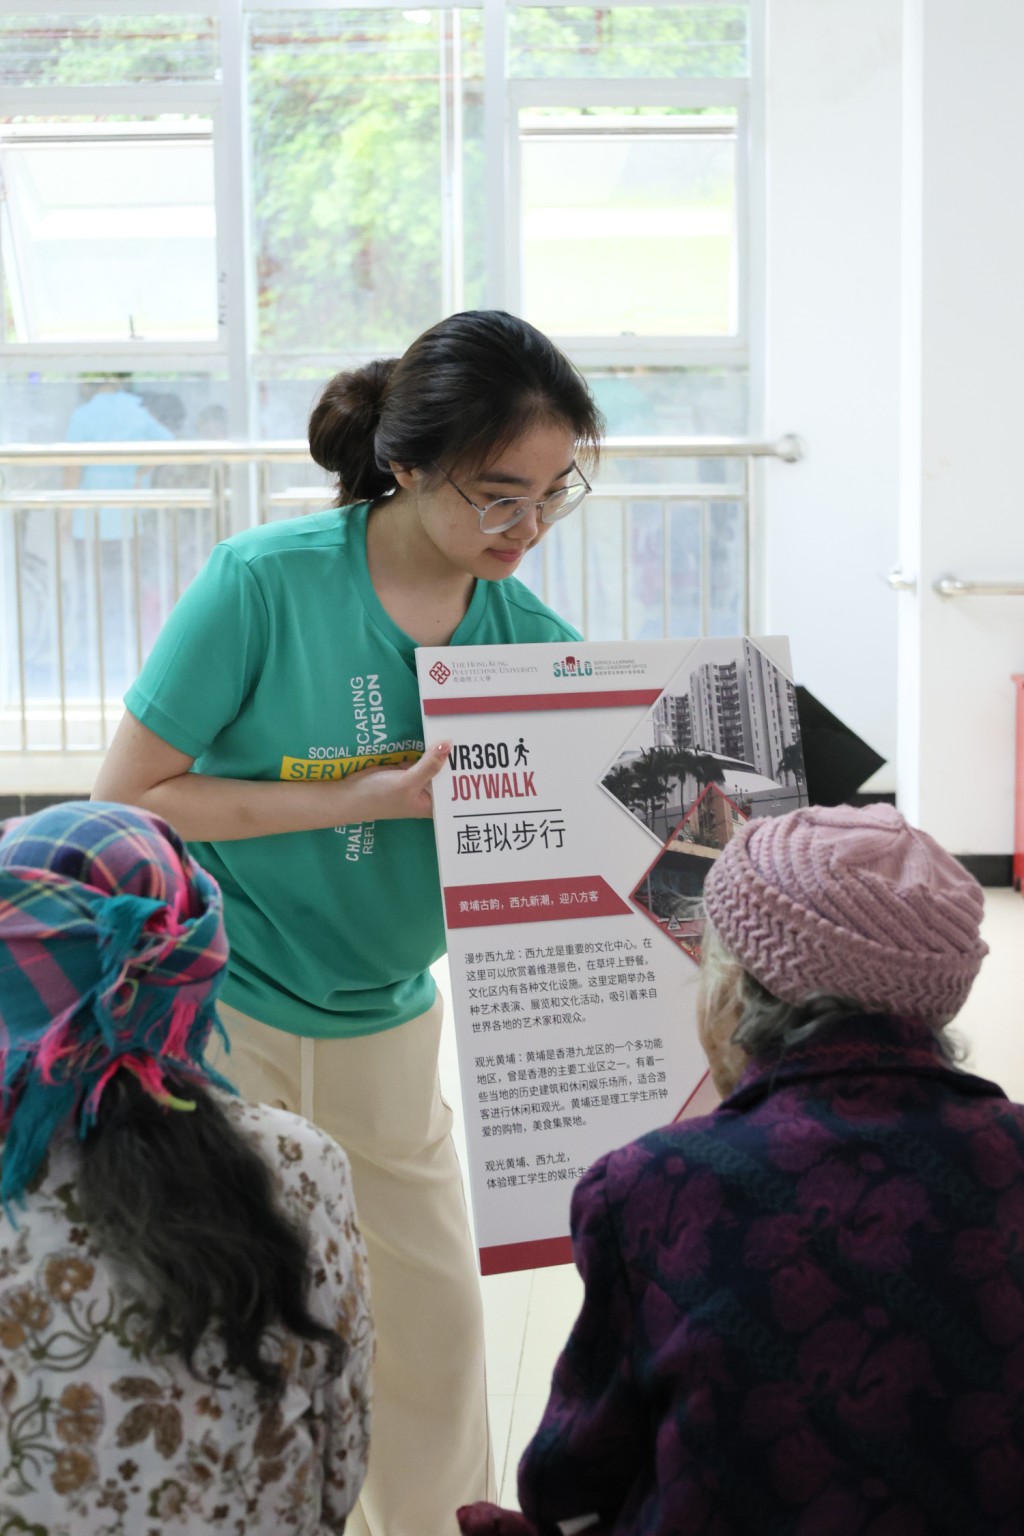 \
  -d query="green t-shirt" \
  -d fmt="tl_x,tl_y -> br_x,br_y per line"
125,502 -> 581,1038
